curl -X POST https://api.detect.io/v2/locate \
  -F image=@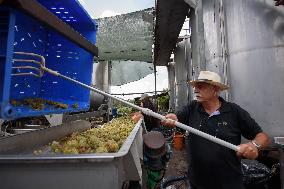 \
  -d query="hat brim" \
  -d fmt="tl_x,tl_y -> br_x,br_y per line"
188,79 -> 229,91
140,96 -> 148,100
